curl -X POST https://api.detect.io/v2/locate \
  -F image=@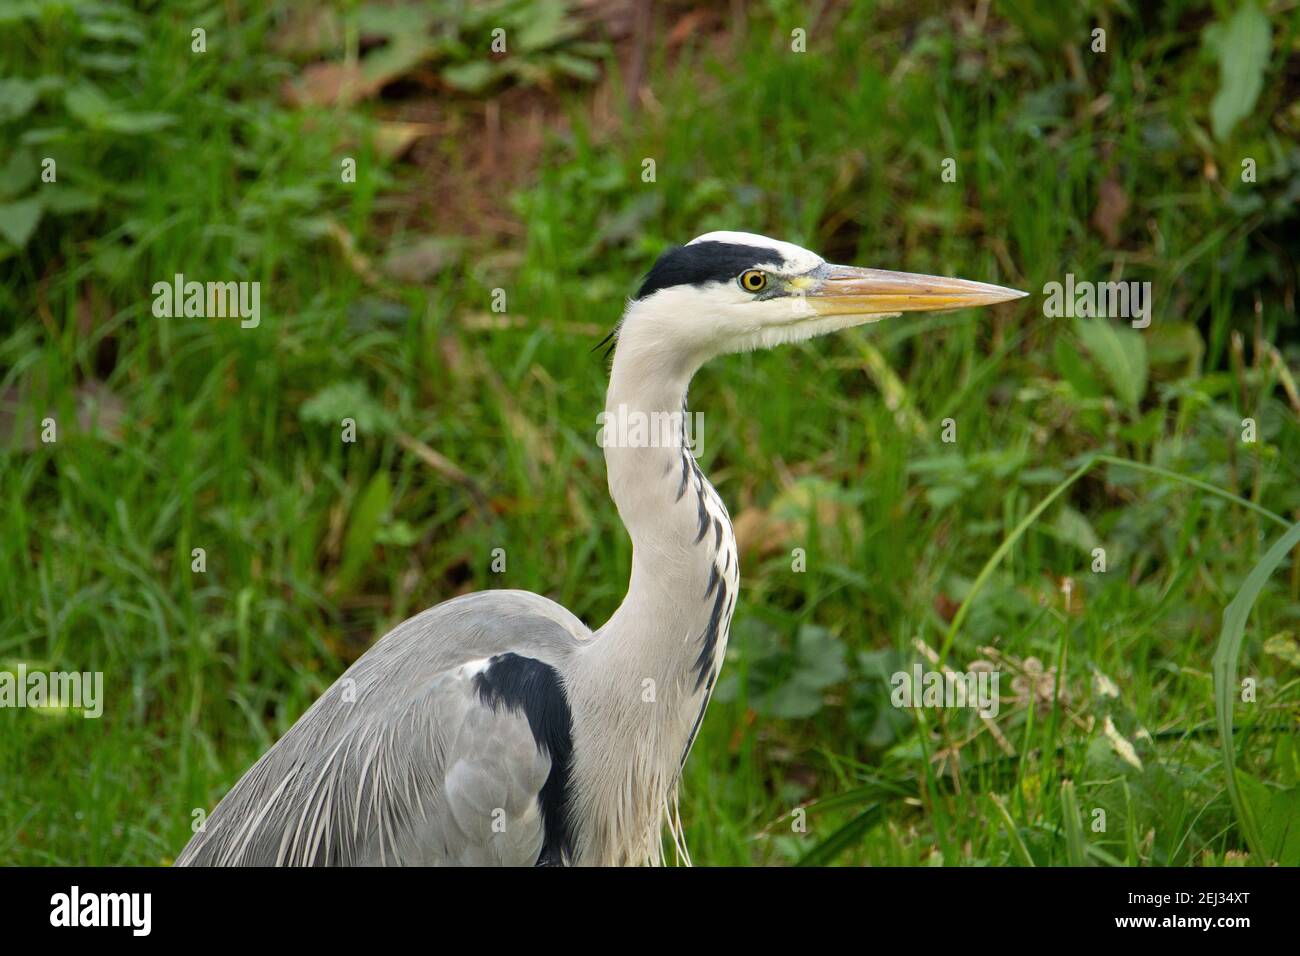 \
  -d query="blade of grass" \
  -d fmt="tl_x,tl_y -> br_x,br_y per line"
1096,455 -> 1290,530
795,803 -> 888,866
989,793 -> 1036,866
1212,519 -> 1300,864
1060,780 -> 1087,866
